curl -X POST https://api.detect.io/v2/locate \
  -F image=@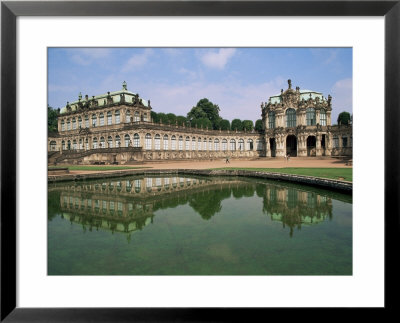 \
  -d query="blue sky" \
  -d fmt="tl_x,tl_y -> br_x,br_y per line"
48,47 -> 352,123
